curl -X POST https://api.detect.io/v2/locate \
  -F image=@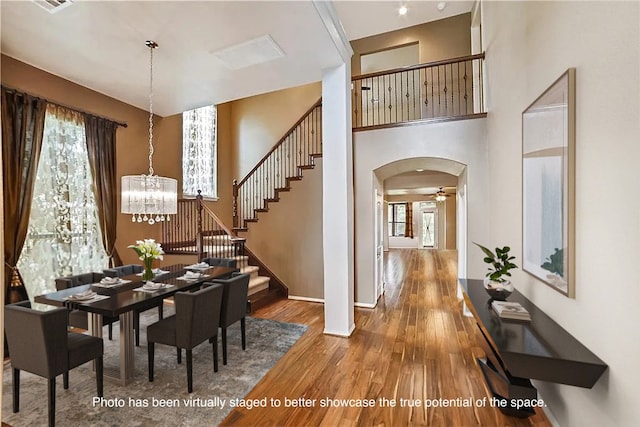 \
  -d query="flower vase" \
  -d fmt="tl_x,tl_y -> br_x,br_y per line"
142,258 -> 155,281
